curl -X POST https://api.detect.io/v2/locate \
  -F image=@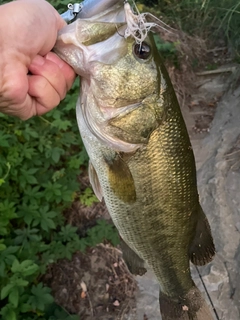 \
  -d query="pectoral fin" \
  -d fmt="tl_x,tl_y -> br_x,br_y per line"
189,206 -> 215,266
88,161 -> 103,201
104,154 -> 136,204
